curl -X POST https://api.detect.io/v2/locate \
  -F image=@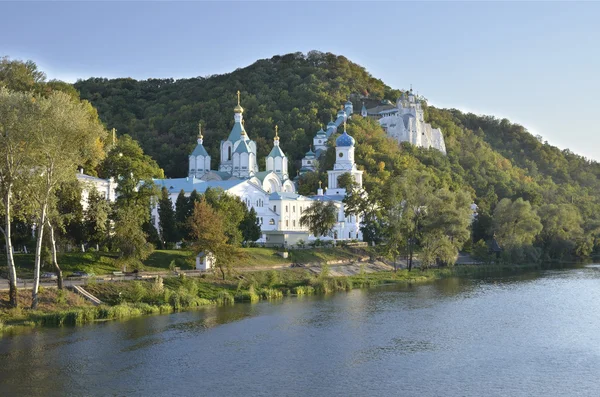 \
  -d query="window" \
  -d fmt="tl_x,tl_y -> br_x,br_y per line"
339,152 -> 343,158
269,219 -> 275,225
273,205 -> 277,212
318,140 -> 322,144
307,160 -> 311,164
286,220 -> 289,227
293,220 -> 296,227
228,146 -> 232,160
286,205 -> 288,213
293,206 -> 295,213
